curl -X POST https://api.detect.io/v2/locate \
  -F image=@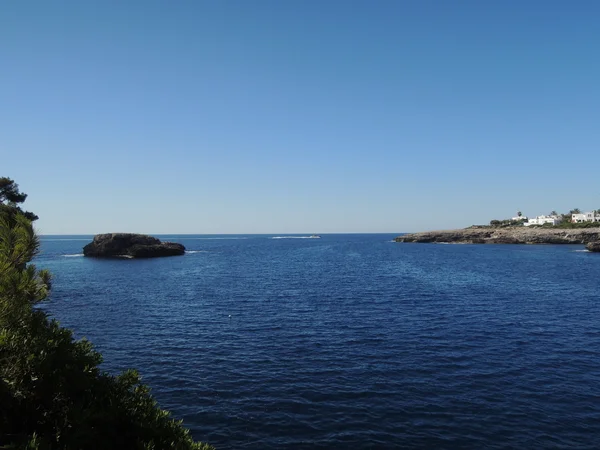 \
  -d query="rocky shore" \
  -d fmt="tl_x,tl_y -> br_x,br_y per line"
586,241 -> 600,252
395,227 -> 600,245
83,233 -> 186,258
